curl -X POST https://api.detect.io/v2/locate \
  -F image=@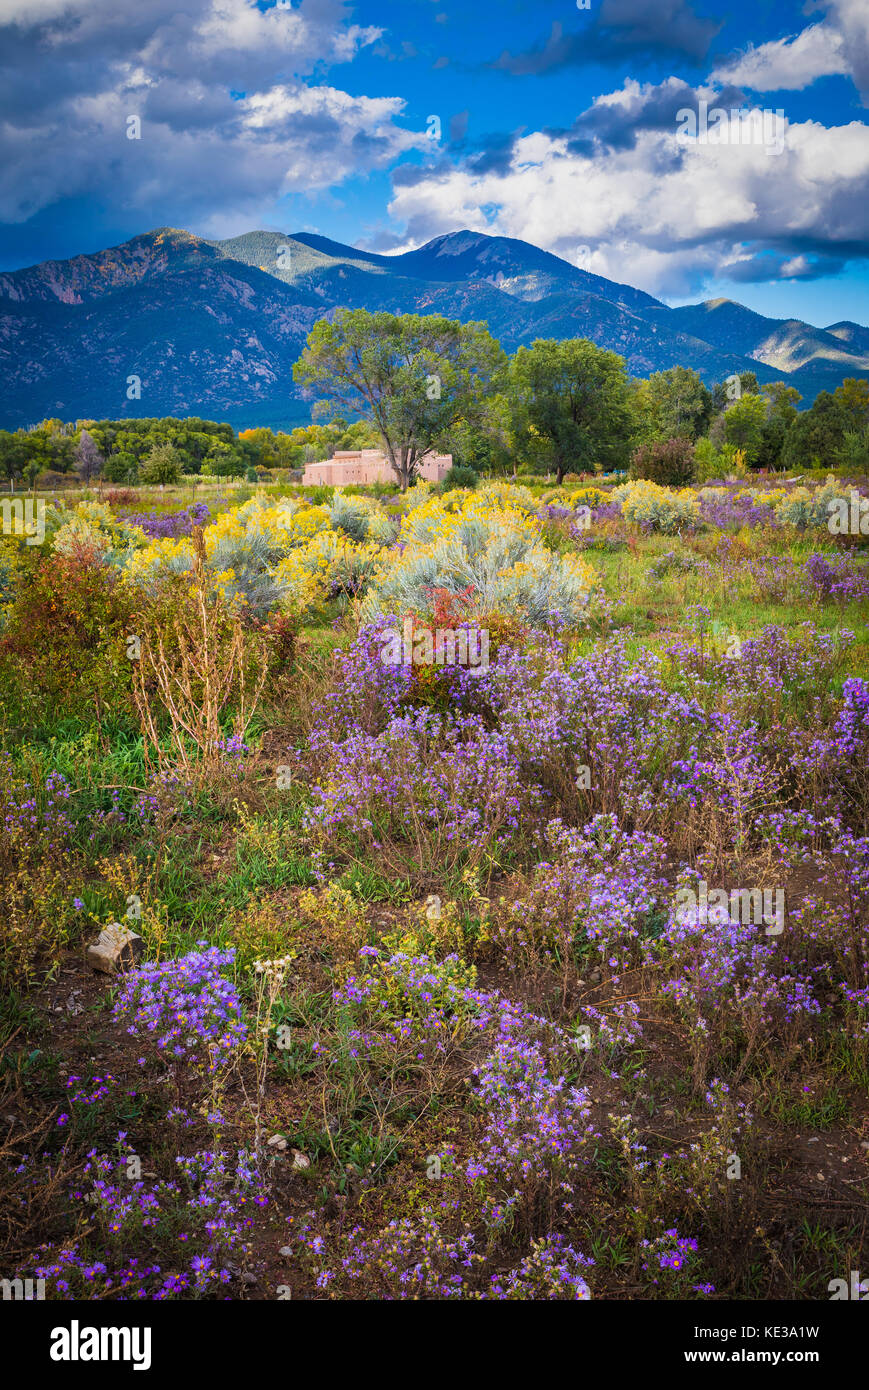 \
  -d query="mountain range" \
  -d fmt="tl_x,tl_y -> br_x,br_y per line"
1,226 -> 867,430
